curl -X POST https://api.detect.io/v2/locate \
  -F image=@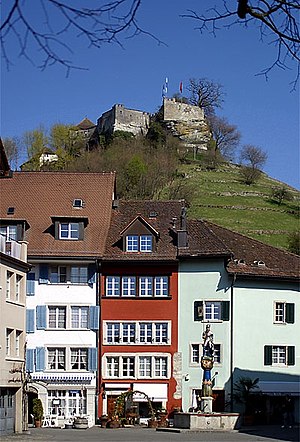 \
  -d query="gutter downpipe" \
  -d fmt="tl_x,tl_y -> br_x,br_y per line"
230,272 -> 236,413
95,259 -> 102,423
